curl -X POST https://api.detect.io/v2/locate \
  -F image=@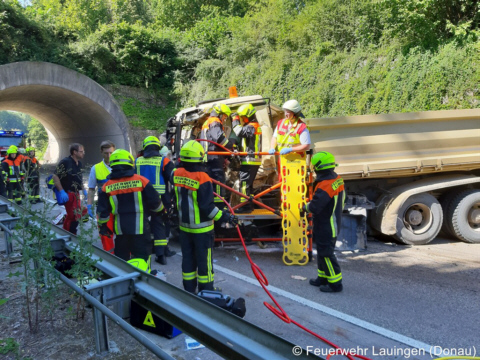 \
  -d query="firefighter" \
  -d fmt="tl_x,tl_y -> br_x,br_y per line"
303,152 -> 345,293
87,140 -> 116,253
24,147 -> 42,203
1,145 -> 20,202
269,99 -> 310,155
172,140 -> 238,294
135,136 -> 176,265
52,143 -> 87,235
200,103 -> 232,205
231,104 -> 262,213
17,147 -> 27,198
97,149 -> 163,262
